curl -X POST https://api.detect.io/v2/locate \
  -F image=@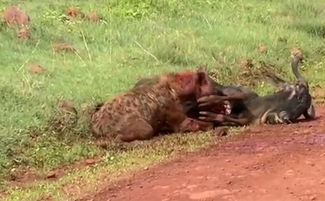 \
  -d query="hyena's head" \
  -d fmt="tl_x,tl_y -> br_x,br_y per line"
167,66 -> 216,102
